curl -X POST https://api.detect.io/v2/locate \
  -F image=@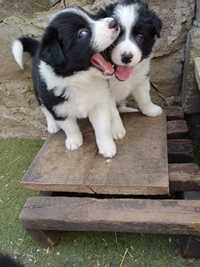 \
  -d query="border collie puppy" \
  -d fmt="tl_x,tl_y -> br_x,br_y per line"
97,0 -> 163,117
12,7 -> 126,158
